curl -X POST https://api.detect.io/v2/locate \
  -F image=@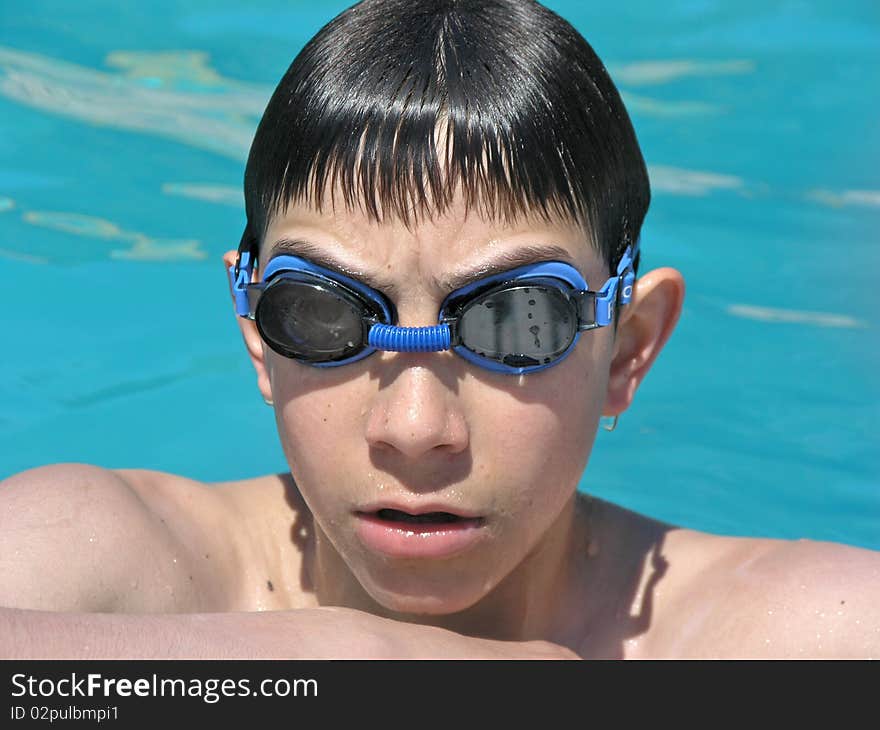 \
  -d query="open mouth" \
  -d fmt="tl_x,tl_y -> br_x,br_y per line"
373,508 -> 468,525
356,508 -> 485,531
355,507 -> 487,558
